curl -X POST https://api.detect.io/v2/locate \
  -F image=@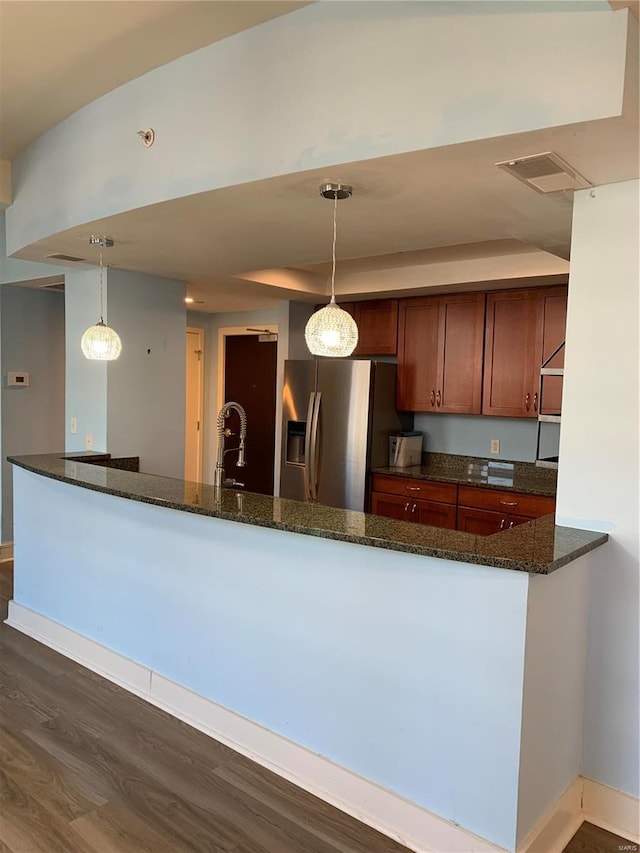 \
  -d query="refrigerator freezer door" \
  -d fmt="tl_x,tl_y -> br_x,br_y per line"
314,360 -> 373,511
280,361 -> 316,502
